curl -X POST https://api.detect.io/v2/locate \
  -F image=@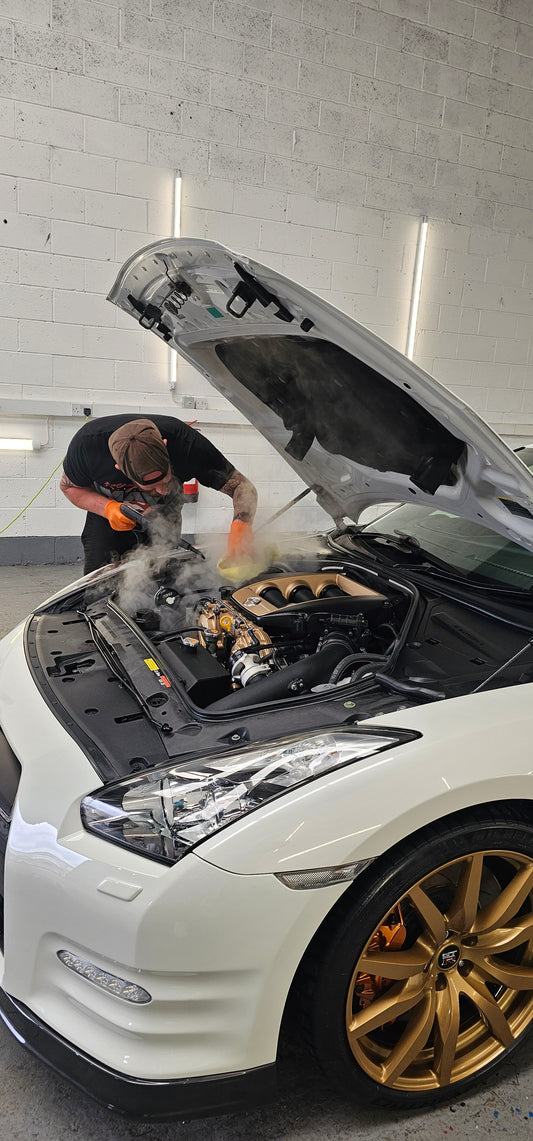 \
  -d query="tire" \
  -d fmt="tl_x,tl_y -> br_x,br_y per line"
300,806 -> 533,1108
